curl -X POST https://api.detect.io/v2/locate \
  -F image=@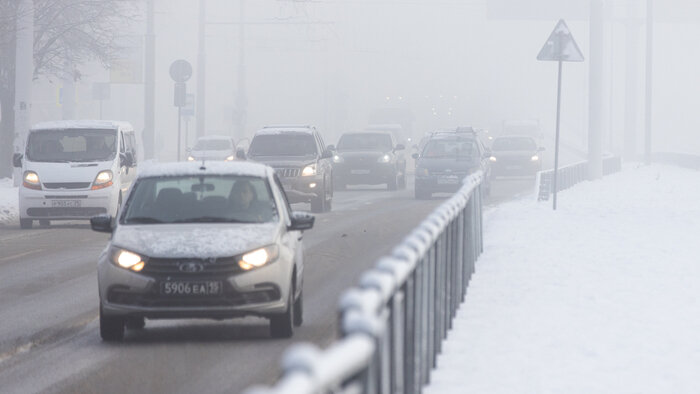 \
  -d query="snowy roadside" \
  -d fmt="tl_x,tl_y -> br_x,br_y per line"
0,178 -> 19,226
425,164 -> 700,394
